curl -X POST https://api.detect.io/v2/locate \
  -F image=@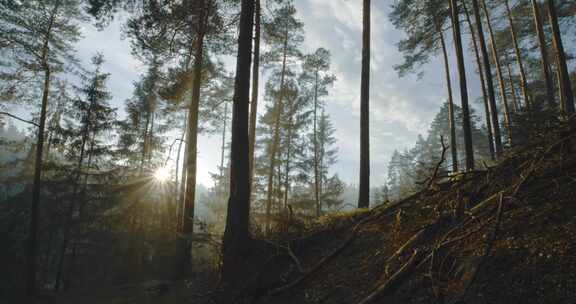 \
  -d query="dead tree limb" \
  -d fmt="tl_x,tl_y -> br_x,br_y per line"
461,192 -> 504,298
267,212 -> 379,296
356,250 -> 424,304
427,135 -> 449,190
0,111 -> 39,127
